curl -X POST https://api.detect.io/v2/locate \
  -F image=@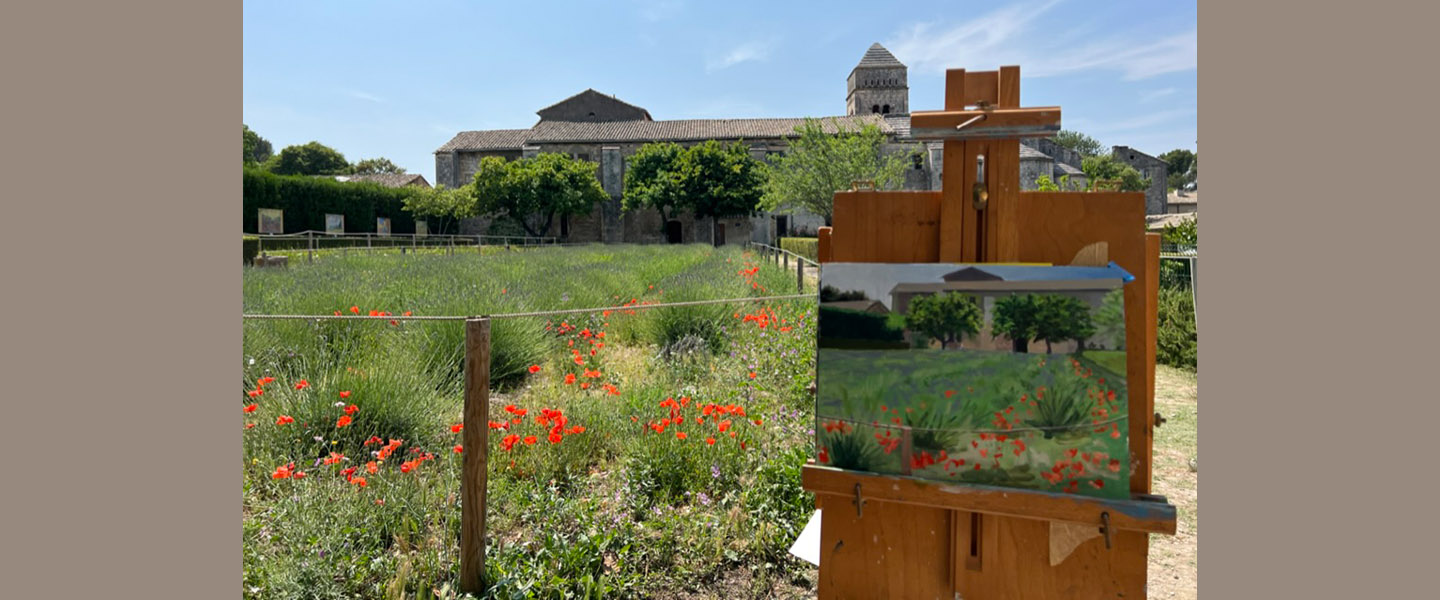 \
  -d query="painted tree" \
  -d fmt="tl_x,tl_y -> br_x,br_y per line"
904,292 -> 982,350
1093,289 -> 1126,351
472,153 -> 607,238
1033,294 -> 1096,354
268,141 -> 350,175
759,117 -> 911,225
992,294 -> 1041,353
